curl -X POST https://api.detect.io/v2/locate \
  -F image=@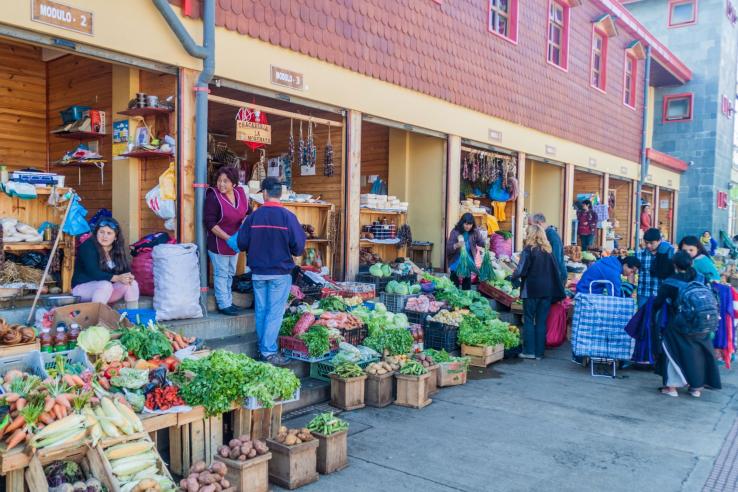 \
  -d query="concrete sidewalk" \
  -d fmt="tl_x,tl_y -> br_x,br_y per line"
283,345 -> 738,492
